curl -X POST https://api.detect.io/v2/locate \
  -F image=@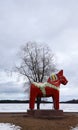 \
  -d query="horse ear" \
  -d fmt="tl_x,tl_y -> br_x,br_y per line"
58,70 -> 63,76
